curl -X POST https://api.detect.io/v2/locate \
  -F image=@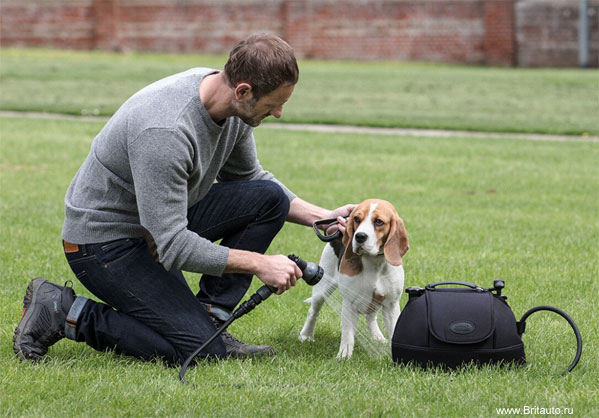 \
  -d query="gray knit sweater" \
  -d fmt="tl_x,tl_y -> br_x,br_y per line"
62,68 -> 296,276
